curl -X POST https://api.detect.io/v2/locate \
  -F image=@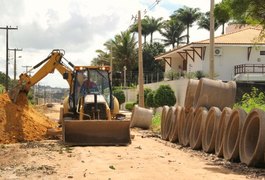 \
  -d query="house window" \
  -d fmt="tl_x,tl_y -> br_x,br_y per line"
260,51 -> 265,55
